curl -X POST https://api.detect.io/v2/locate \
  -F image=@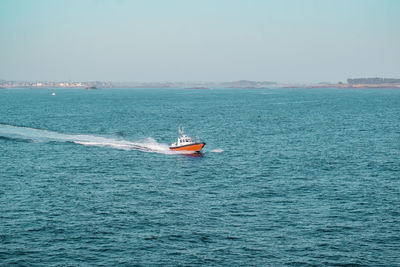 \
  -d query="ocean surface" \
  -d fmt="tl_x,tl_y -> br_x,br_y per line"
1,88 -> 399,266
